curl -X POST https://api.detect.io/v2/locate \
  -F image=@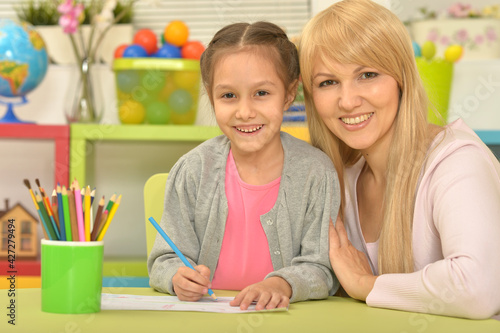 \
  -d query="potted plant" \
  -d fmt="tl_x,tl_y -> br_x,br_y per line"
410,3 -> 500,60
15,0 -> 134,65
